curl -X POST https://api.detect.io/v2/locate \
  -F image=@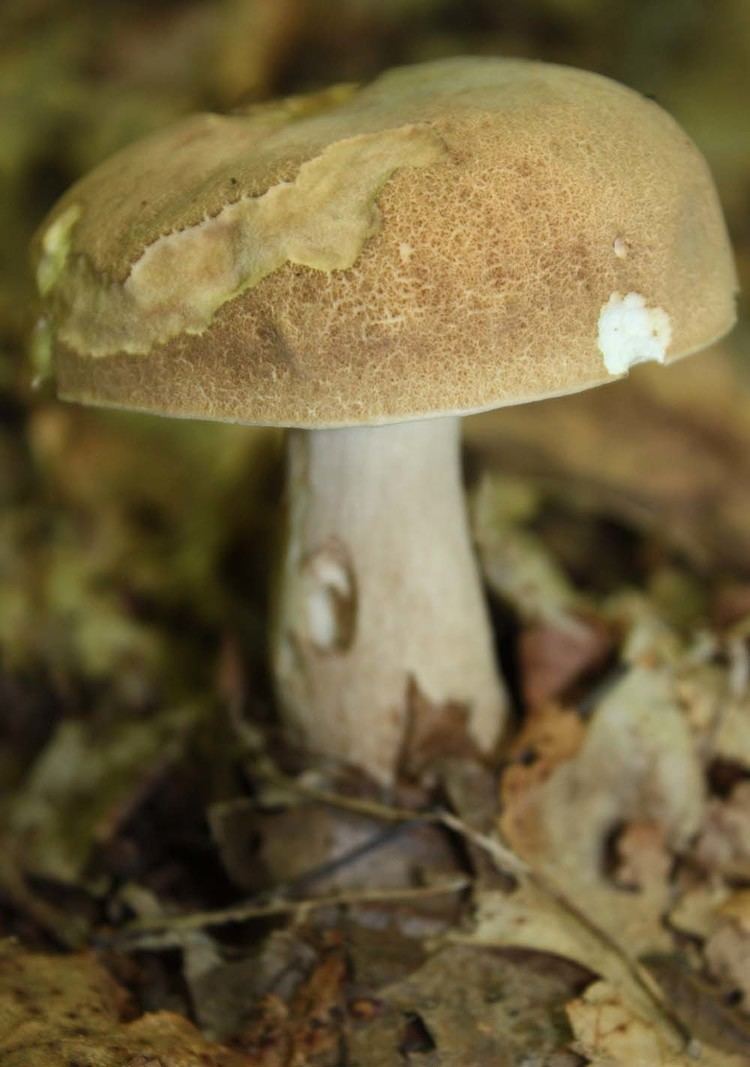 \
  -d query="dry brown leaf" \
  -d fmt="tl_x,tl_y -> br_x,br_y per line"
519,614 -> 613,708
209,793 -> 460,901
500,666 -> 704,956
348,942 -> 584,1066
184,931 -> 317,1042
464,886 -> 750,1063
643,954 -> 750,1058
462,882 -> 663,1025
501,702 -> 586,817
0,940 -> 251,1067
566,980 -> 746,1066
236,948 -> 347,1067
